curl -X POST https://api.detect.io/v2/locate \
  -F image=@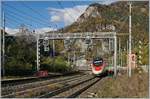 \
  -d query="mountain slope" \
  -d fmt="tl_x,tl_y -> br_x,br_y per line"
61,1 -> 148,34
58,1 -> 149,64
